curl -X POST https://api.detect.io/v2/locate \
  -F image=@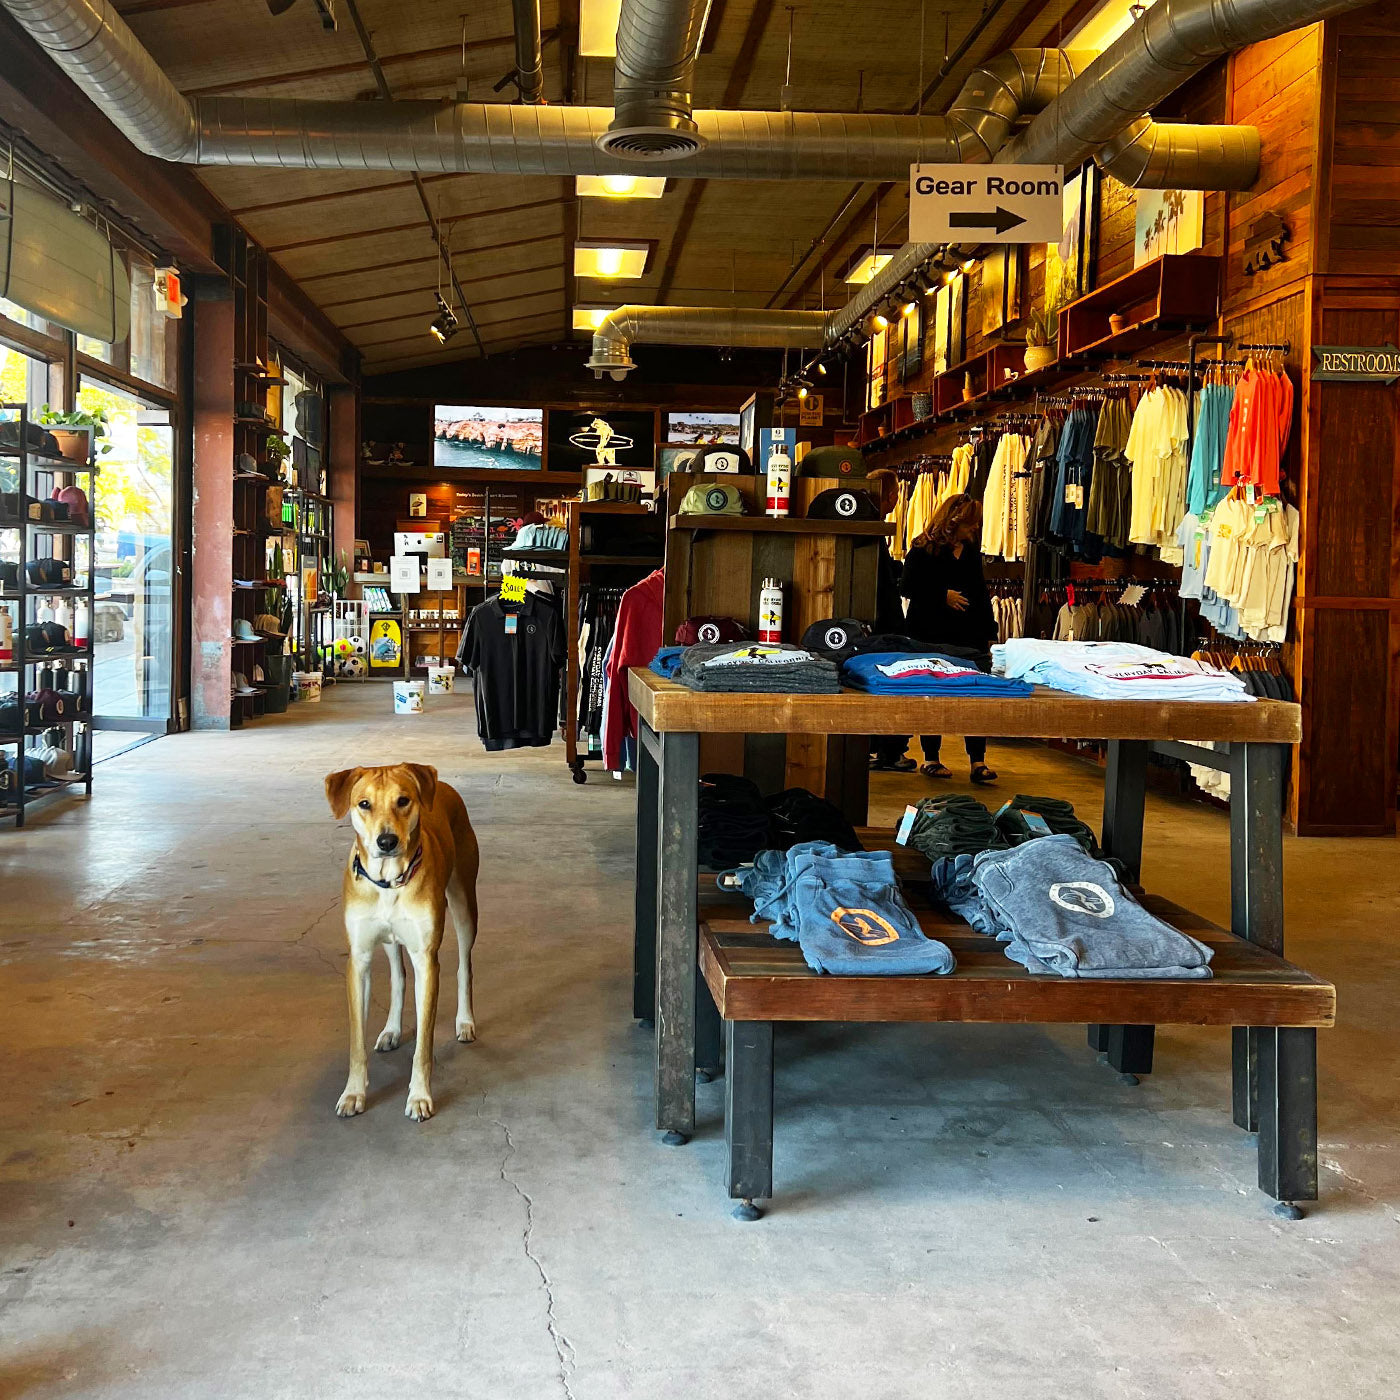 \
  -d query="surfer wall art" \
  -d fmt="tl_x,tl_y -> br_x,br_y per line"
433,405 -> 543,469
546,408 -> 656,472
